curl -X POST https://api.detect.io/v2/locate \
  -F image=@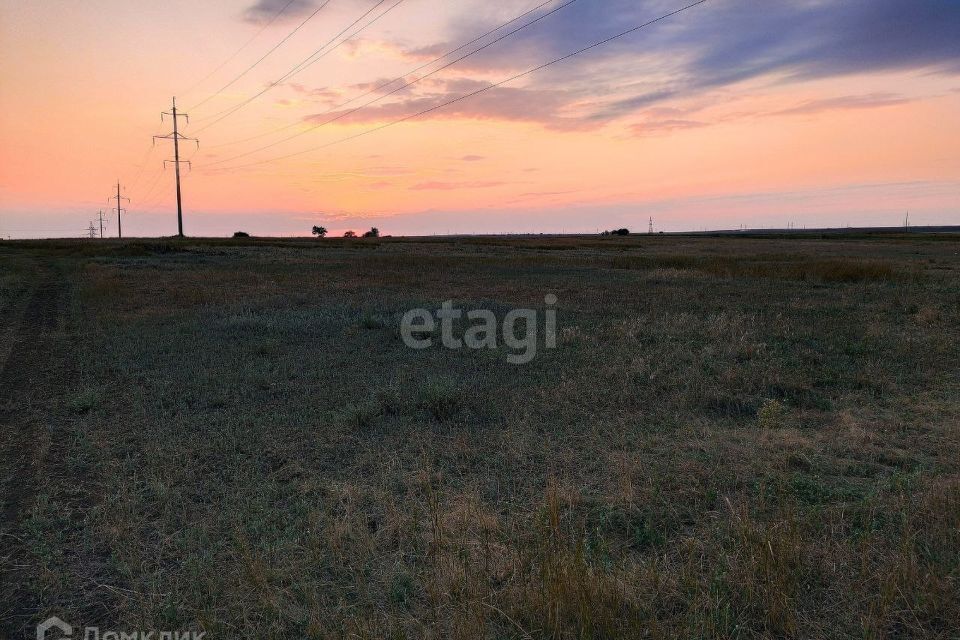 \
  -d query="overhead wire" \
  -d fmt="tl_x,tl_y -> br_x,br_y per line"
86,0 -> 707,239
137,141 -> 201,213
188,0 -> 333,111
127,144 -> 158,192
136,168 -> 168,208
202,0 -> 582,168
193,0 -> 405,134
180,0 -> 301,101
206,0 -> 564,150
202,0 -> 710,174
